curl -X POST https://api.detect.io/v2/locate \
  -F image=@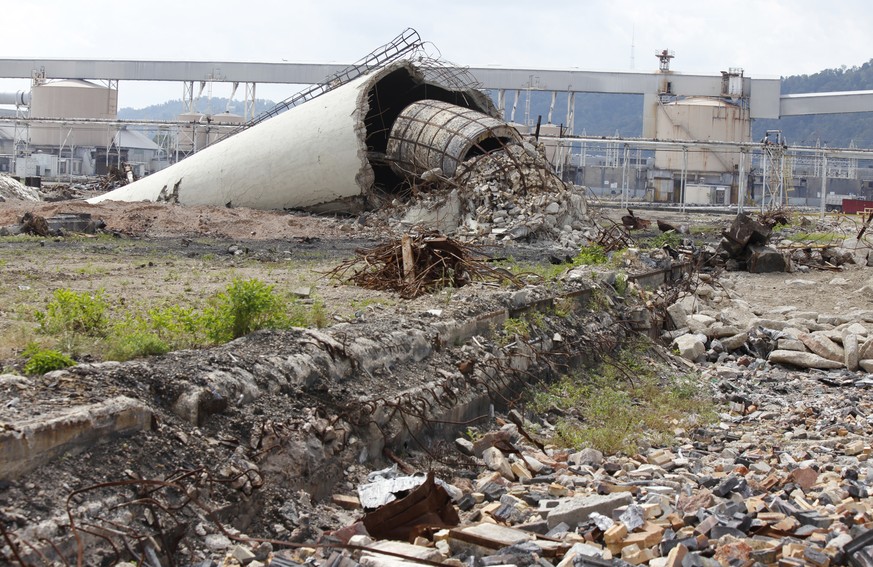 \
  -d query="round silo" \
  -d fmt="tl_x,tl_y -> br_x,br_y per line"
29,79 -> 117,147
